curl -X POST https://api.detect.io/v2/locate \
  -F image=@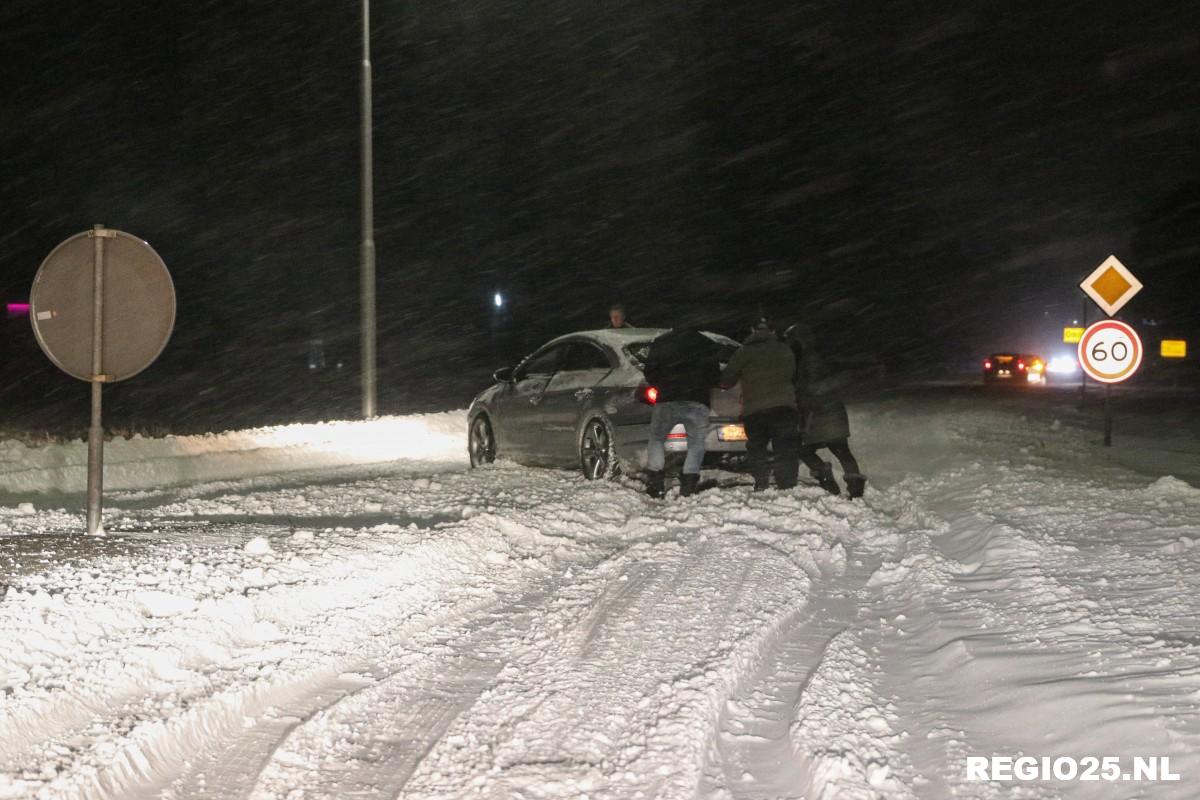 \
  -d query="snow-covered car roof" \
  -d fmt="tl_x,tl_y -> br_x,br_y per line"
545,328 -> 737,347
530,328 -> 739,372
545,328 -> 667,347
